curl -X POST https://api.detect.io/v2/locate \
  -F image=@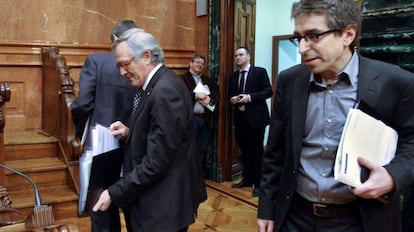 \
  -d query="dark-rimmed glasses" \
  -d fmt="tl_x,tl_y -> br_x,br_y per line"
289,29 -> 340,47
117,57 -> 135,69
